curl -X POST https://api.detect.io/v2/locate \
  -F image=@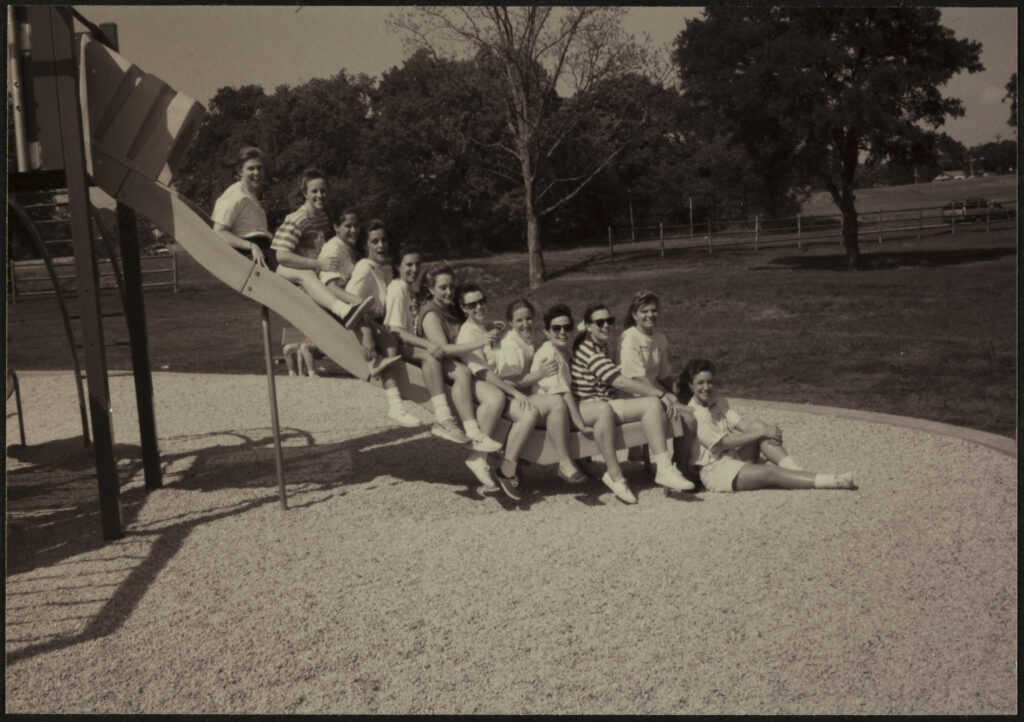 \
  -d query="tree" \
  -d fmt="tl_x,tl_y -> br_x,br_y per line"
391,6 -> 654,288
1005,73 -> 1017,130
674,8 -> 982,269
